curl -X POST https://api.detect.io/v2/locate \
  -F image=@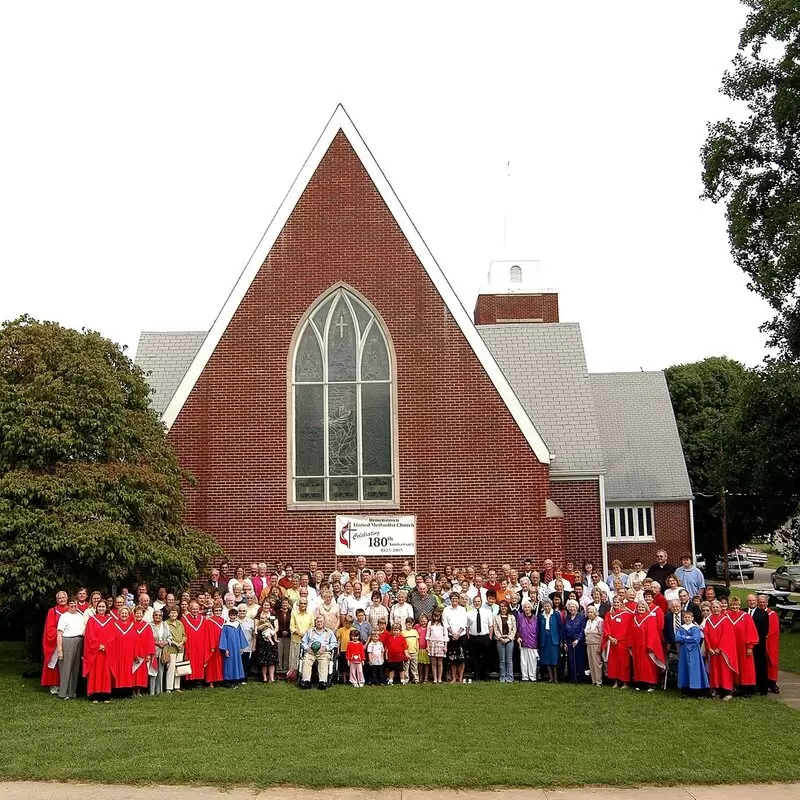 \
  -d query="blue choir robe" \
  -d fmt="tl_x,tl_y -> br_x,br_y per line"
219,622 -> 248,681
564,614 -> 587,683
537,612 -> 564,667
676,624 -> 709,690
